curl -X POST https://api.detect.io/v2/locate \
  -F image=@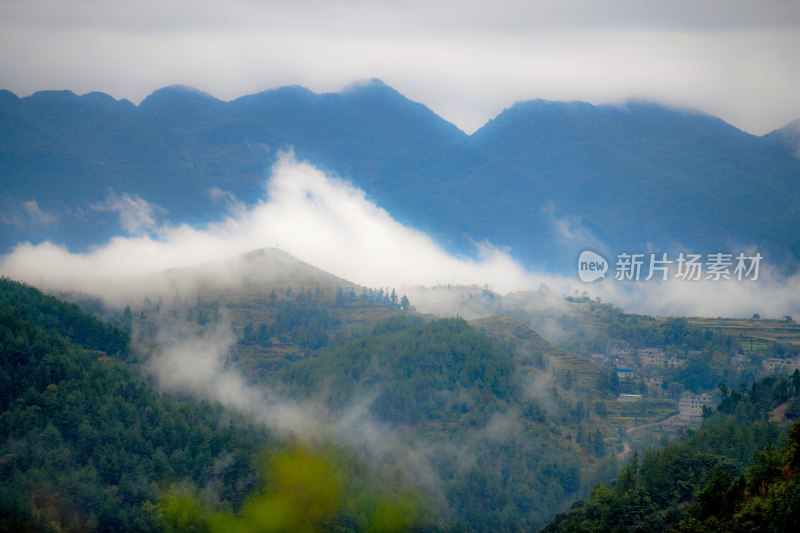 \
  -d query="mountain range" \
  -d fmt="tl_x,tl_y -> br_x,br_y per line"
1,80 -> 799,273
